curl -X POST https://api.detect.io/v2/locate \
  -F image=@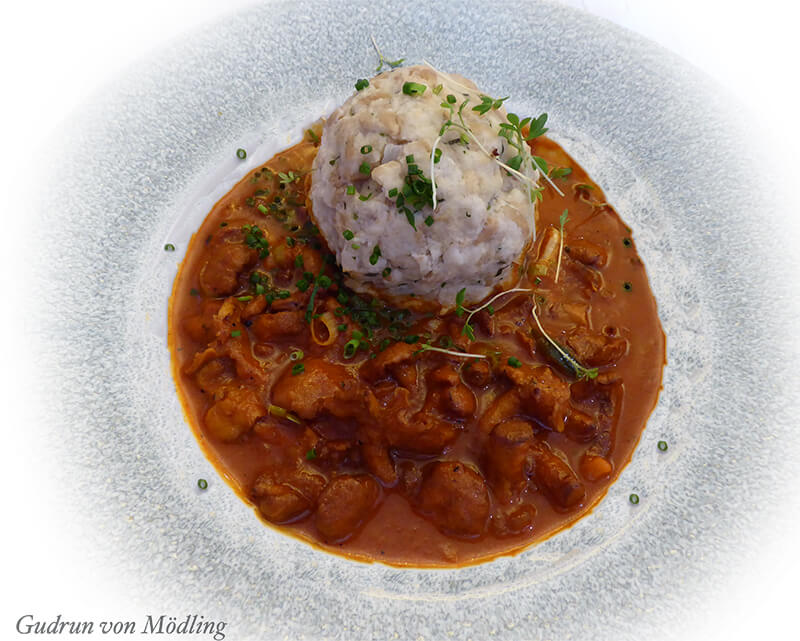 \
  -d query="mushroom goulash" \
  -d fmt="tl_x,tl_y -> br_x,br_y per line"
168,65 -> 665,566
